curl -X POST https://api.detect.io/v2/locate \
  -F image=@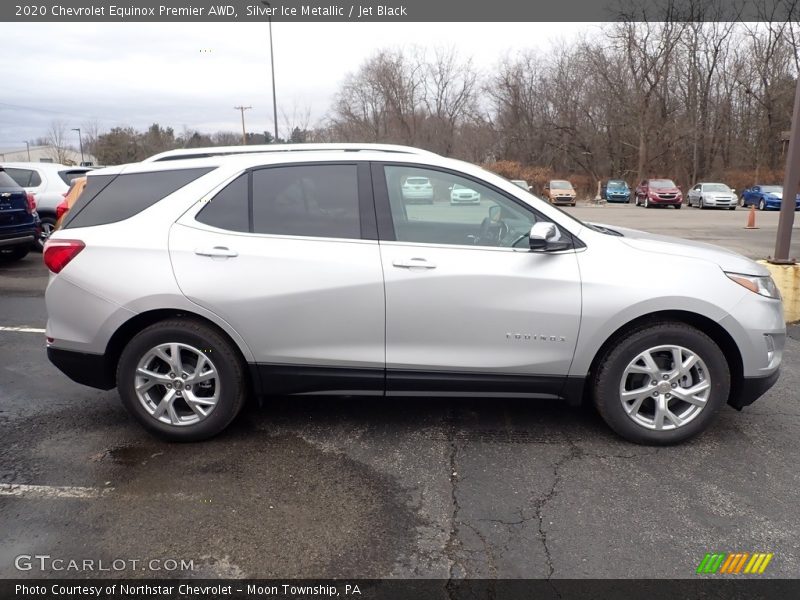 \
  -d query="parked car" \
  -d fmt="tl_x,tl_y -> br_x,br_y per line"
55,176 -> 88,228
687,183 -> 737,210
0,167 -> 40,262
450,183 -> 481,205
511,179 -> 532,191
400,176 -> 434,204
634,179 -> 683,208
1,162 -> 93,249
739,185 -> 800,211
543,180 -> 577,206
601,179 -> 631,203
44,146 -> 784,445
